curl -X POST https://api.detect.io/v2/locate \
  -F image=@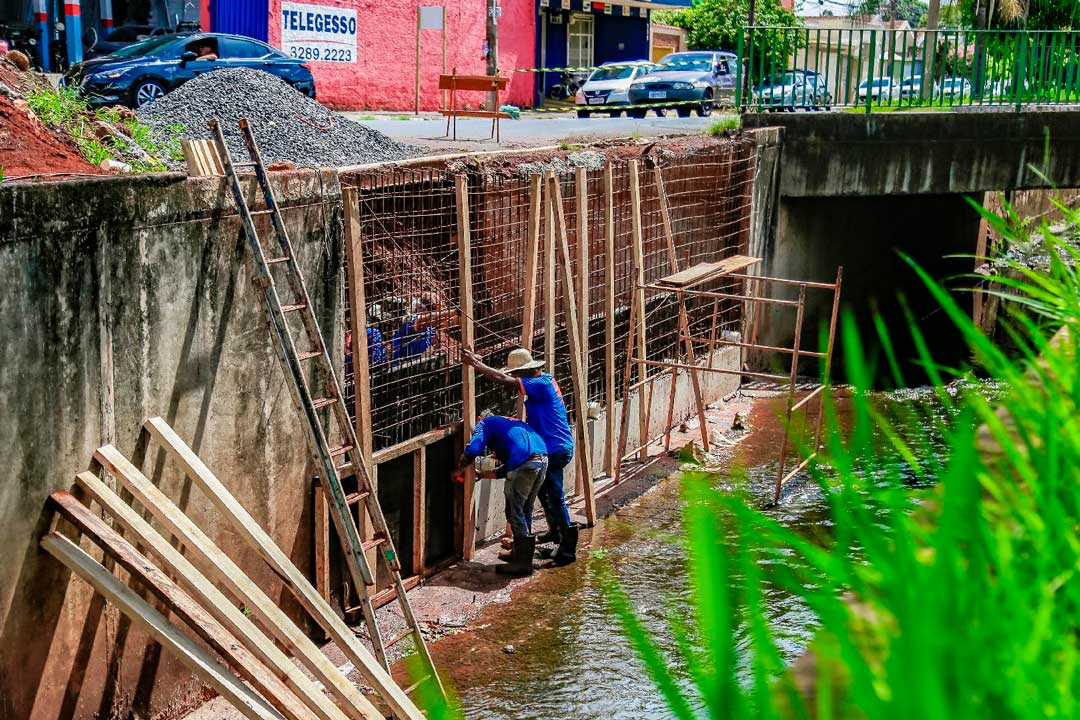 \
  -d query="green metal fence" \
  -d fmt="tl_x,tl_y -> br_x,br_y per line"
736,26 -> 1080,112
